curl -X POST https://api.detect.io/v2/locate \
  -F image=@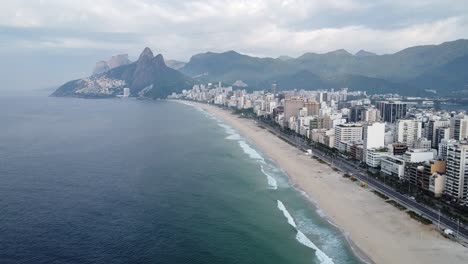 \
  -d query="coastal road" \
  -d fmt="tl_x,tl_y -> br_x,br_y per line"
257,120 -> 468,242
